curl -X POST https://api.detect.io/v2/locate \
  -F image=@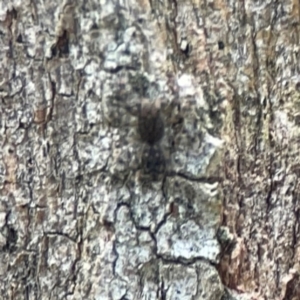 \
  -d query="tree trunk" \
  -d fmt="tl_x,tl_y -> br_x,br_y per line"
0,0 -> 298,299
